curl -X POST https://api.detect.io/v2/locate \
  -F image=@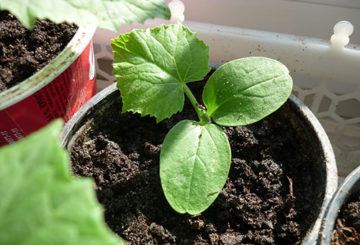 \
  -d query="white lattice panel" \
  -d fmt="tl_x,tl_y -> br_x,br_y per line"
293,81 -> 360,177
93,20 -> 360,178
